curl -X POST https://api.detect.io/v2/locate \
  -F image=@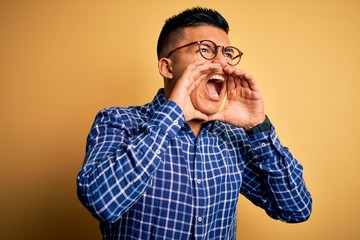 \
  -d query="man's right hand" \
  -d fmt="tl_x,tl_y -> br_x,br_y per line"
168,60 -> 222,122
